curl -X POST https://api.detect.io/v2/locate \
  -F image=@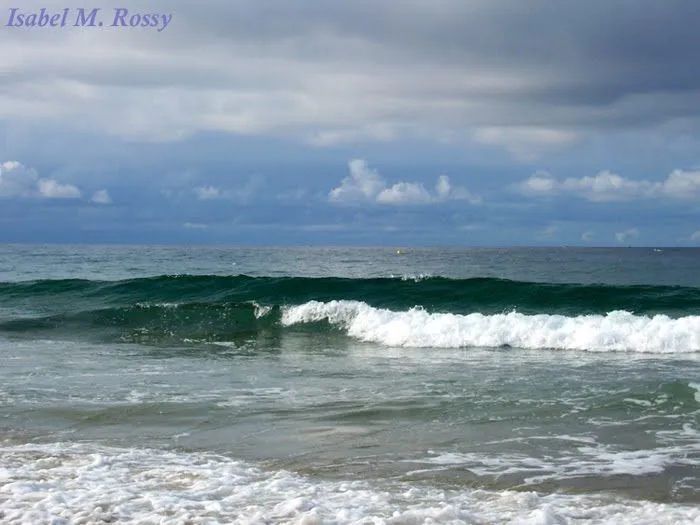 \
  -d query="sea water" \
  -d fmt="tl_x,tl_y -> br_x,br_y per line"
0,245 -> 698,524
